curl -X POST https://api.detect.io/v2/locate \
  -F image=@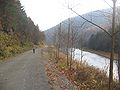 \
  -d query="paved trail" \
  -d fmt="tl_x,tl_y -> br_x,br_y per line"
0,49 -> 50,90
